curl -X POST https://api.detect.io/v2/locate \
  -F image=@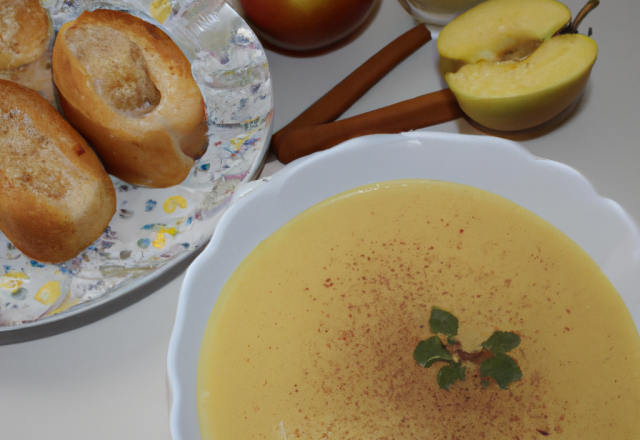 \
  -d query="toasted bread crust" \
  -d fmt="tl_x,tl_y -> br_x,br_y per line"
0,0 -> 52,70
52,9 -> 208,188
0,79 -> 116,263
